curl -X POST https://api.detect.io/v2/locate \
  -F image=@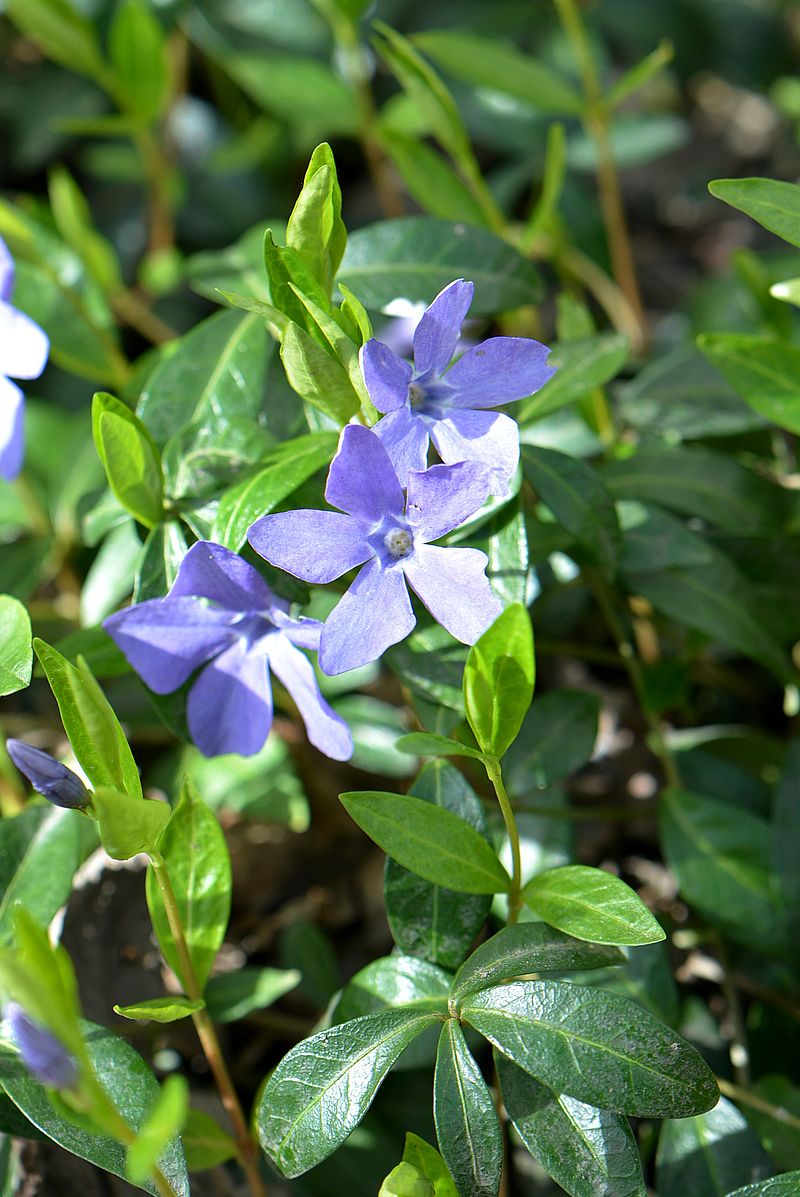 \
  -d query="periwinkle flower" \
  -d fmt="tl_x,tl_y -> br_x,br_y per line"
360,278 -> 555,496
104,542 -> 352,761
6,1004 -> 78,1089
0,237 -> 49,480
6,740 -> 91,810
248,425 -> 502,675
